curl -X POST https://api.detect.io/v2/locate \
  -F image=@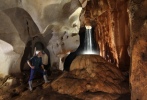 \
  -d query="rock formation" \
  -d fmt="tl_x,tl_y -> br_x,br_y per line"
129,0 -> 147,99
21,0 -> 83,67
0,0 -> 85,77
0,0 -> 147,99
0,7 -> 39,77
51,55 -> 129,99
84,0 -> 130,71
